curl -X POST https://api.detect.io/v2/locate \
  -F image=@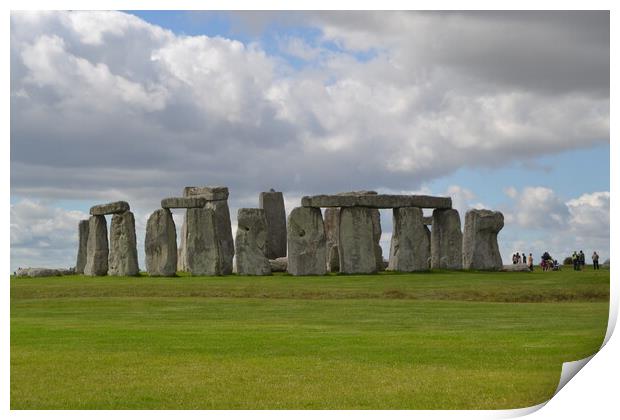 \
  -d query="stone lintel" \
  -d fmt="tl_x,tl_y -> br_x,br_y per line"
161,197 -> 207,209
90,201 -> 130,216
301,194 -> 452,209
